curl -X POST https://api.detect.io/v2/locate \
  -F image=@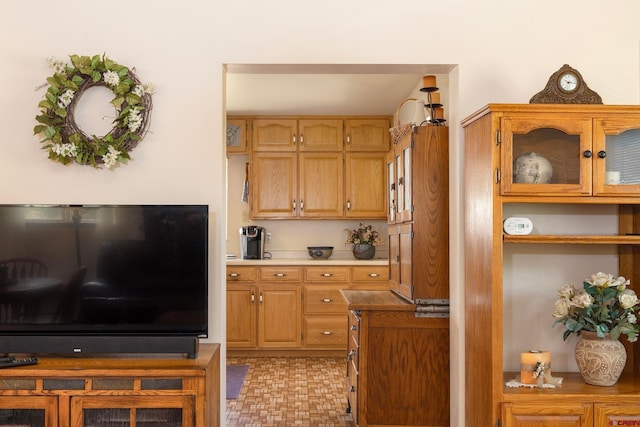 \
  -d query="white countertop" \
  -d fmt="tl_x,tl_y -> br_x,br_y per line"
226,258 -> 388,266
226,249 -> 388,266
